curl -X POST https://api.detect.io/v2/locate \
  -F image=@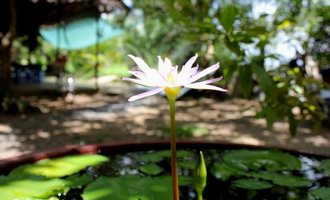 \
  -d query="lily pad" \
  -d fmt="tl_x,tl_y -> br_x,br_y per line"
10,154 -> 109,178
64,174 -> 93,188
222,149 -> 301,171
320,159 -> 330,176
232,179 -> 273,190
0,175 -> 64,200
179,160 -> 196,170
309,187 -> 330,200
140,153 -> 164,163
249,172 -> 311,187
272,175 -> 311,187
0,173 -> 92,200
139,164 -> 164,175
210,162 -> 238,181
139,150 -> 194,163
82,175 -> 193,200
